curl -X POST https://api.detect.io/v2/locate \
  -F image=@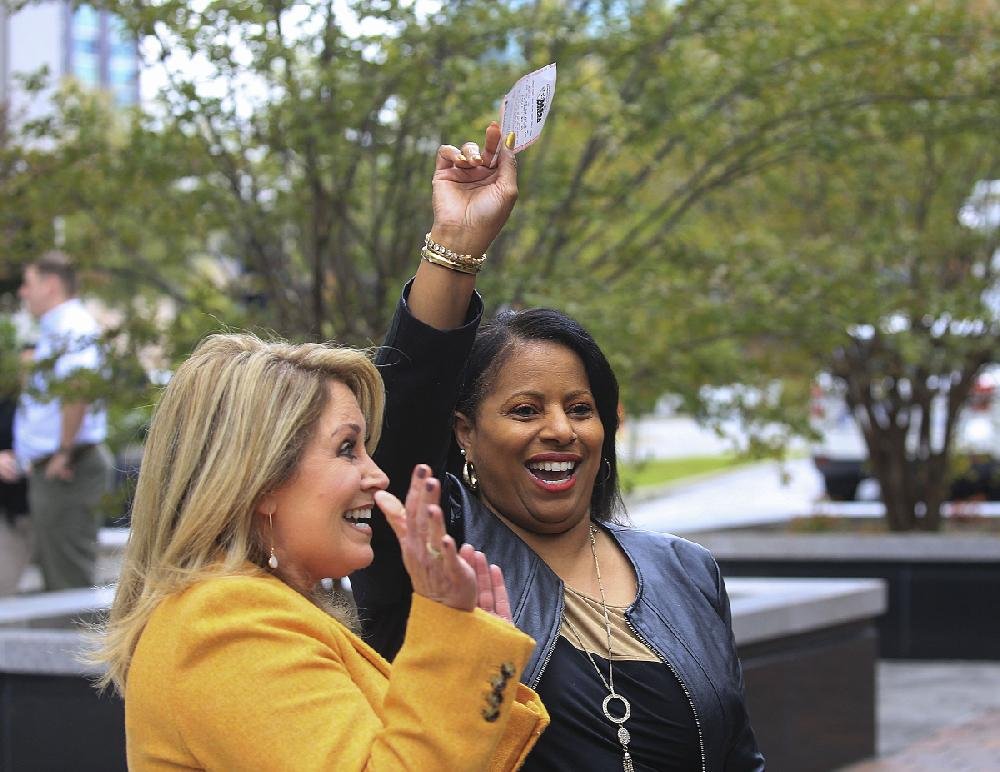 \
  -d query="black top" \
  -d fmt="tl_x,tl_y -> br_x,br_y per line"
526,636 -> 701,772
0,398 -> 27,524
